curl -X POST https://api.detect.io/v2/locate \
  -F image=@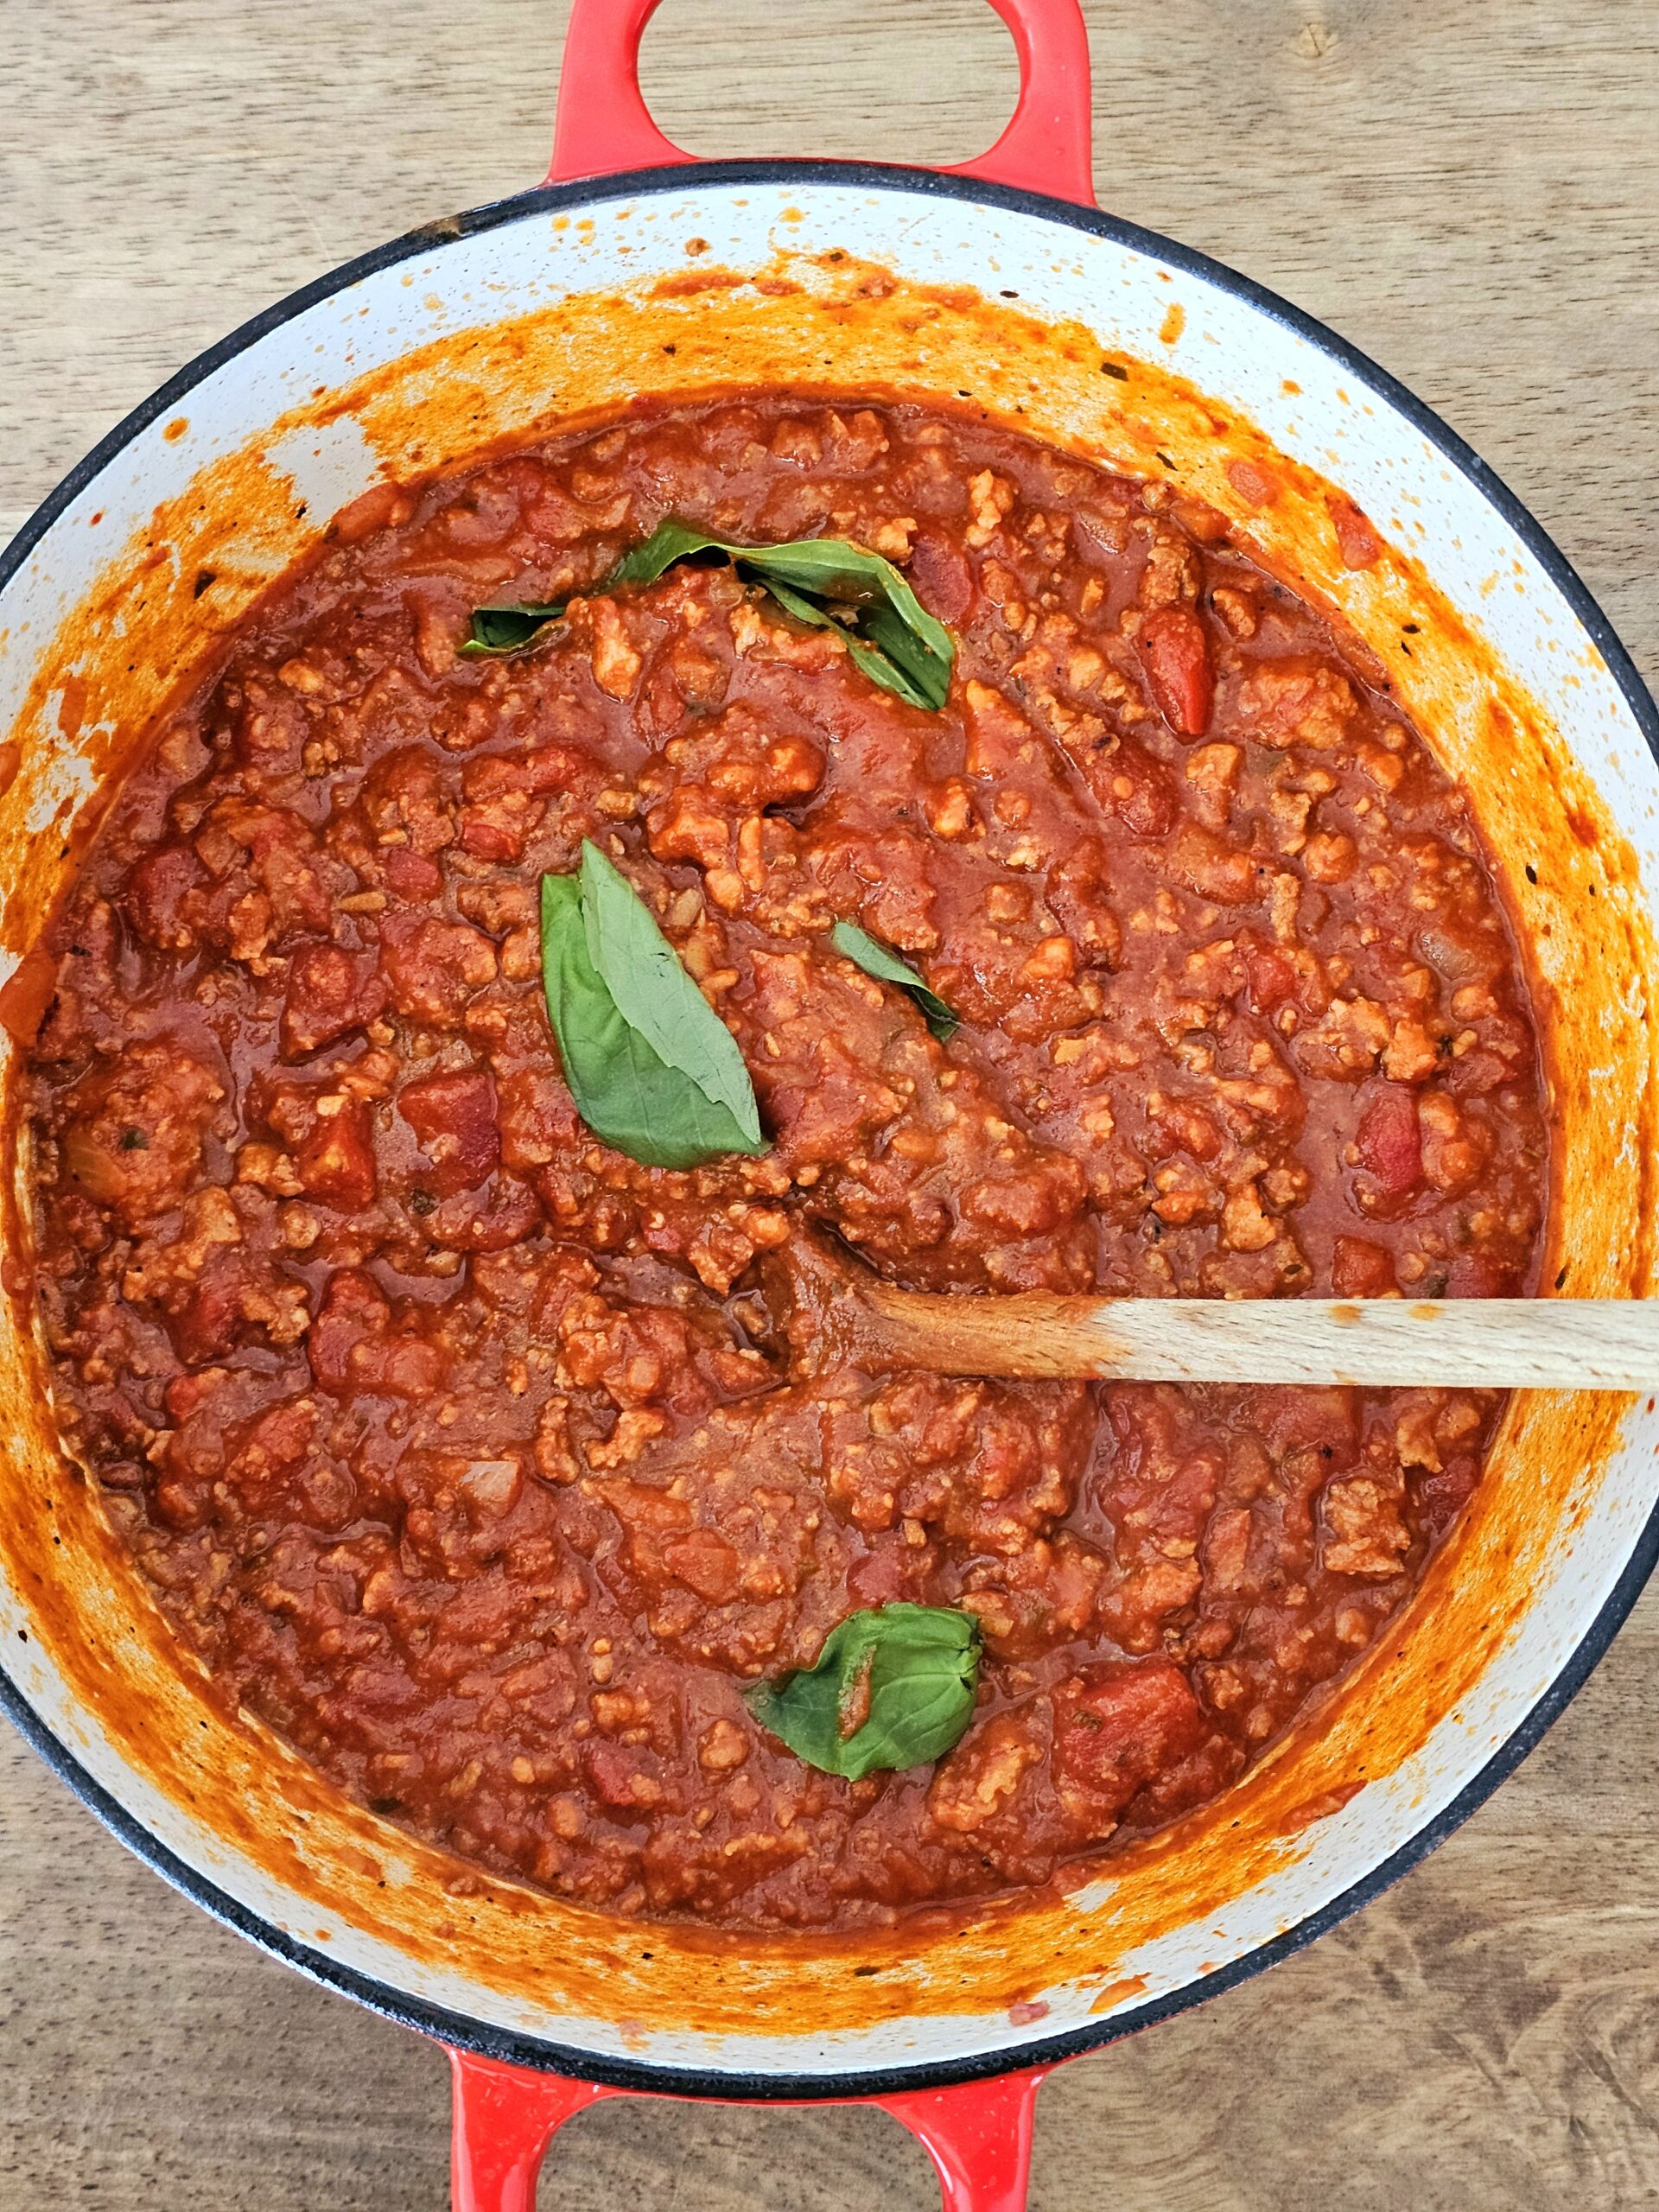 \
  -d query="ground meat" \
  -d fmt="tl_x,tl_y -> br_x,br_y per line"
16,394 -> 1548,1931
